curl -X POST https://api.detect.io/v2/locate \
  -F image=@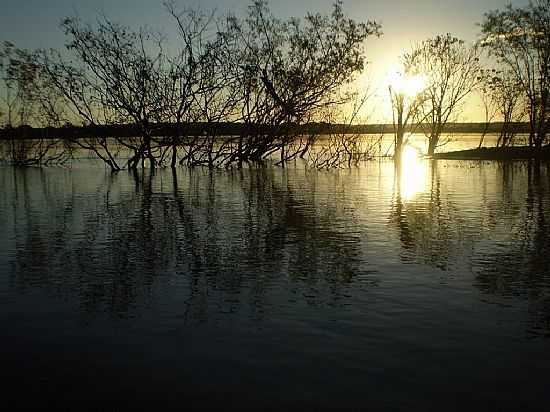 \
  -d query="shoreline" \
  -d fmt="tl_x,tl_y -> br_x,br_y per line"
433,146 -> 550,160
0,122 -> 534,141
